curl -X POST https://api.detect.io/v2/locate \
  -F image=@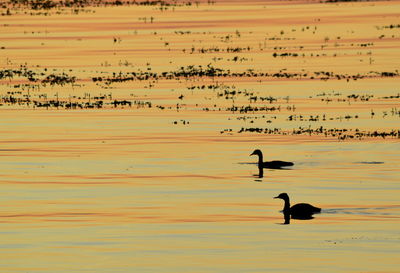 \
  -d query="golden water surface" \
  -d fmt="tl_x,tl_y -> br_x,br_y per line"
0,0 -> 399,272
